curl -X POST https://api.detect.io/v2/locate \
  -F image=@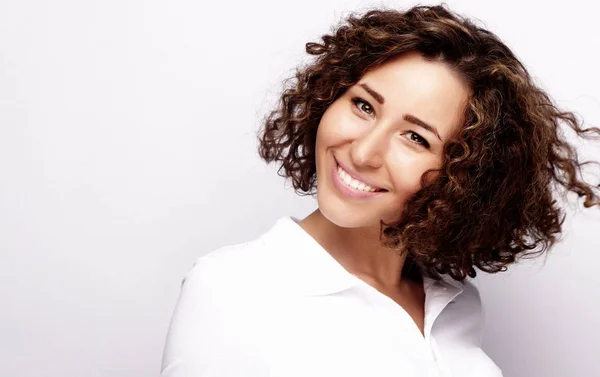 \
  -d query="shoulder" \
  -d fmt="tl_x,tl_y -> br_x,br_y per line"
447,278 -> 486,345
183,238 -> 277,297
446,280 -> 503,375
184,217 -> 301,295
446,278 -> 484,322
196,239 -> 268,272
161,240 -> 275,375
457,279 -> 483,309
